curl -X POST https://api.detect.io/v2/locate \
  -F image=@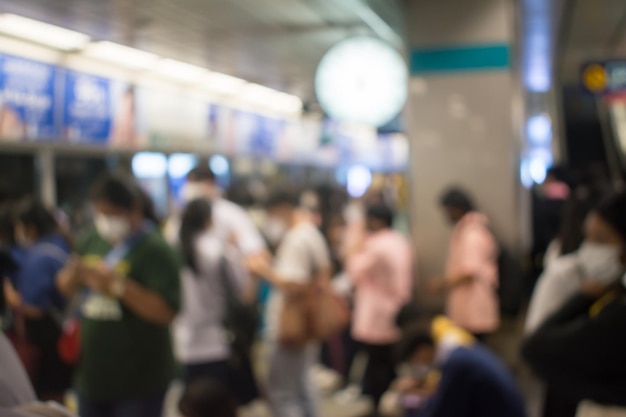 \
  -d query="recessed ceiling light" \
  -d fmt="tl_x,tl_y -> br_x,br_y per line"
0,13 -> 91,51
